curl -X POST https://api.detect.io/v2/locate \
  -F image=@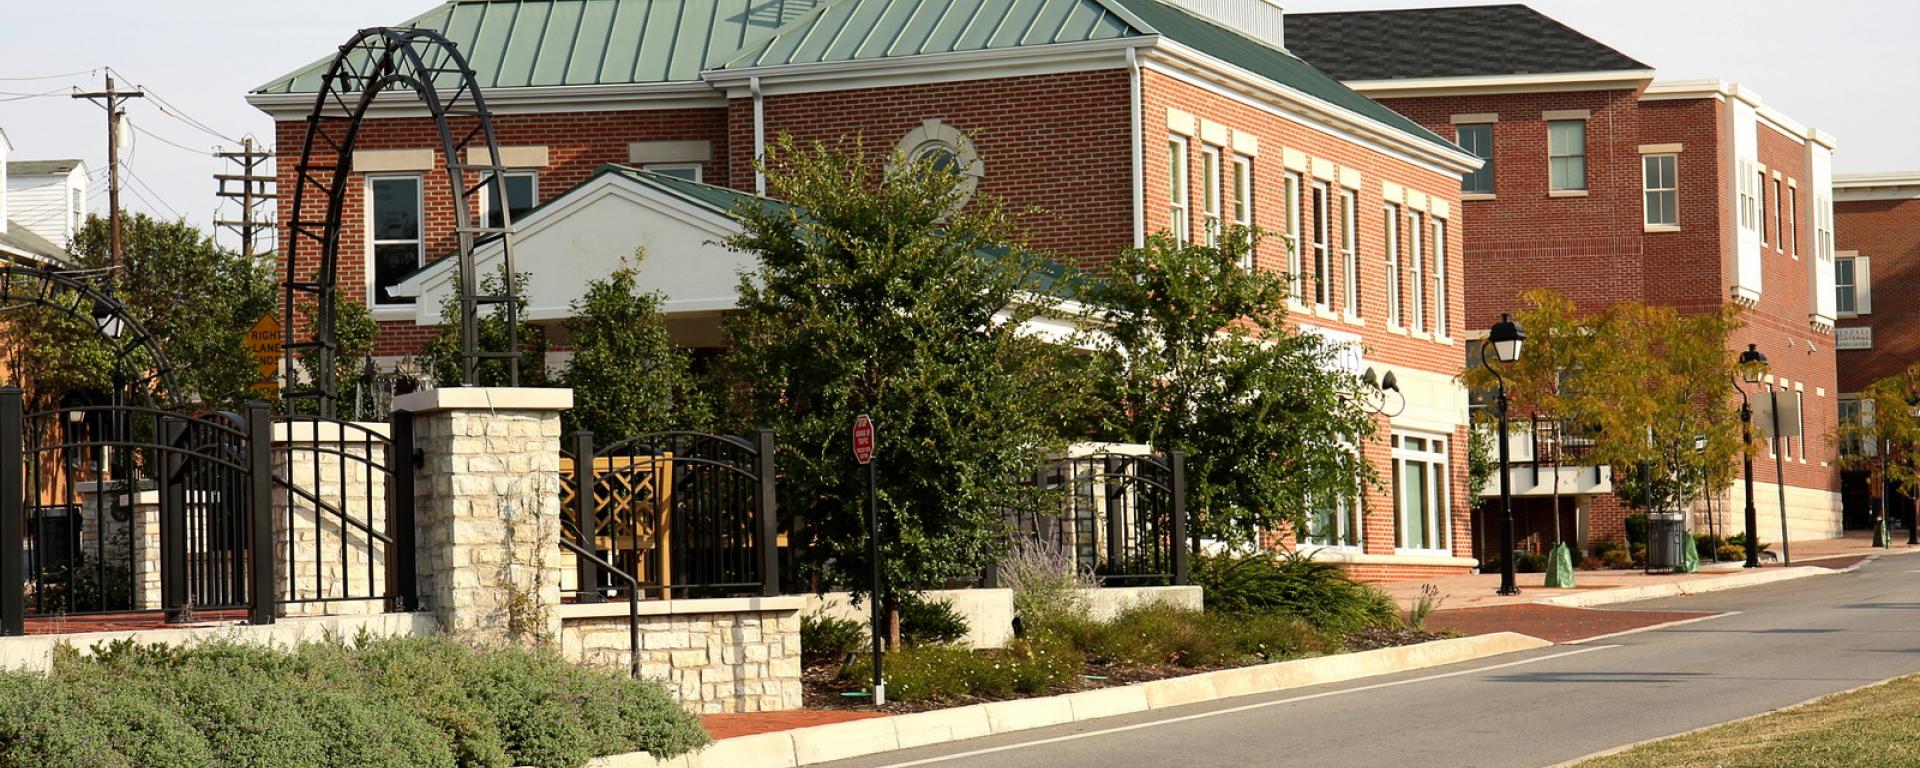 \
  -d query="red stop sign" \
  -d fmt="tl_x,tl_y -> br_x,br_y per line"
852,415 -> 875,465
